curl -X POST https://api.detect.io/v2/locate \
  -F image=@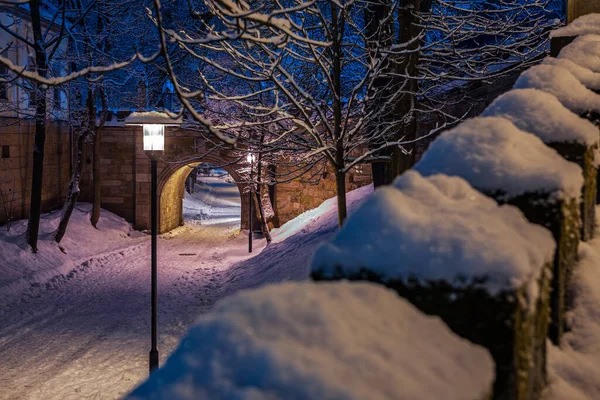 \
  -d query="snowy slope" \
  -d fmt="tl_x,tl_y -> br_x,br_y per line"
0,203 -> 145,306
546,209 -> 600,399
128,281 -> 494,400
